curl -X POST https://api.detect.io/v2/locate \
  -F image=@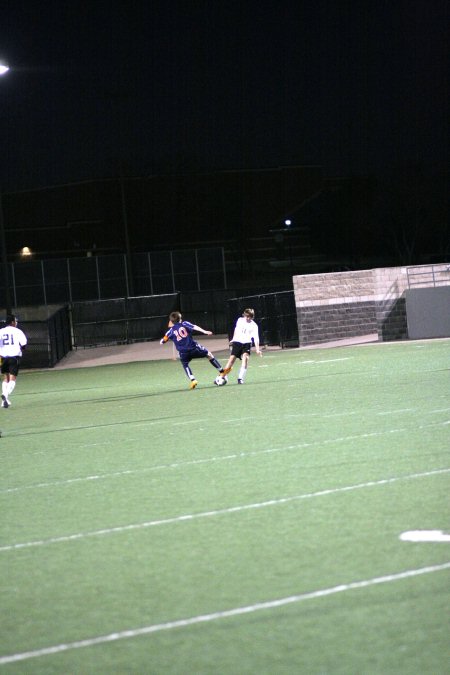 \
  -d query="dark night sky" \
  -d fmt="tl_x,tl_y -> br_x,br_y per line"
1,0 -> 448,191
